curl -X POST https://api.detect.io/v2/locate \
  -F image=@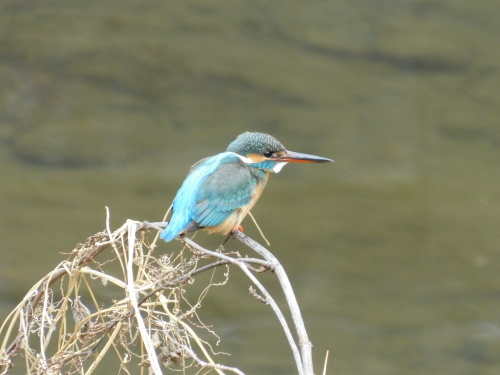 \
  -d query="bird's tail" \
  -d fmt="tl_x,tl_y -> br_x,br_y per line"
159,204 -> 176,242
159,227 -> 176,242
